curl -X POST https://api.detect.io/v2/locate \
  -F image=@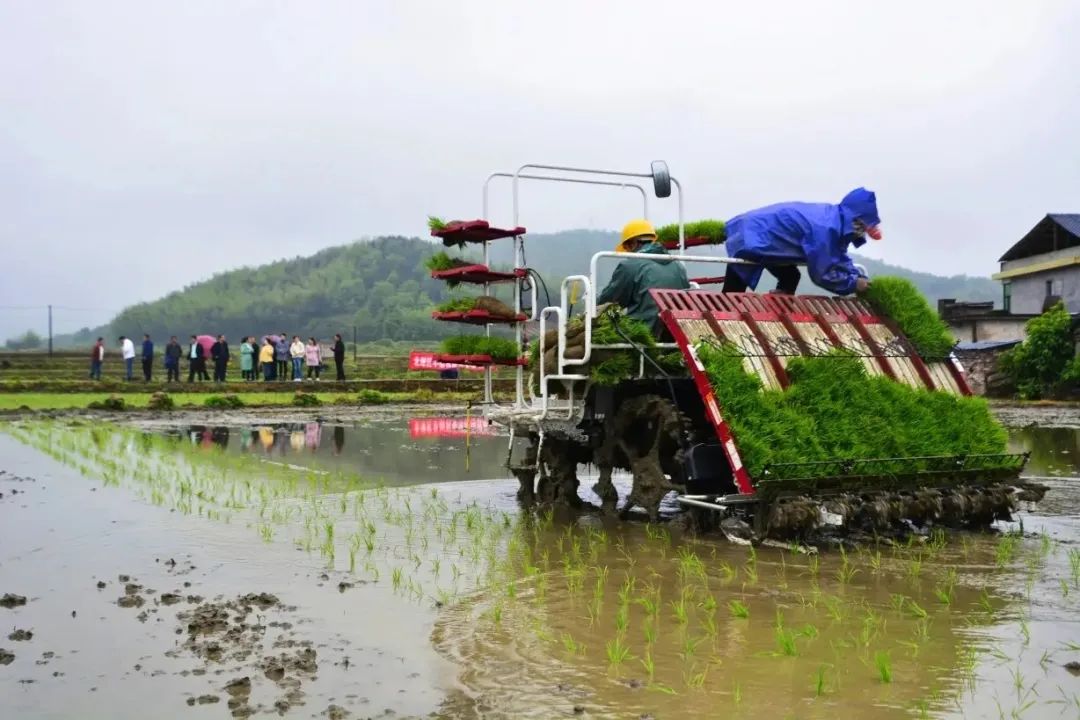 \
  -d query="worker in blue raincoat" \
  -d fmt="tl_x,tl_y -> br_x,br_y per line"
722,187 -> 882,296
597,219 -> 690,335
